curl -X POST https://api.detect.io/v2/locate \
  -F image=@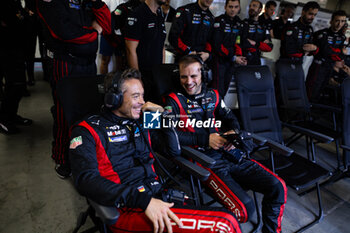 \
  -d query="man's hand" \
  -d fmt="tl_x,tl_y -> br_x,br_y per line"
197,52 -> 210,61
235,56 -> 247,65
342,64 -> 350,76
247,39 -> 256,46
142,102 -> 164,112
92,20 -> 102,34
303,44 -> 317,52
209,133 -> 227,150
222,130 -> 237,151
145,198 -> 183,233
